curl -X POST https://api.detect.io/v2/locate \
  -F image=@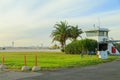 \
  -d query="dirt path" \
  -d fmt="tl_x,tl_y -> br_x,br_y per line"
16,59 -> 120,80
